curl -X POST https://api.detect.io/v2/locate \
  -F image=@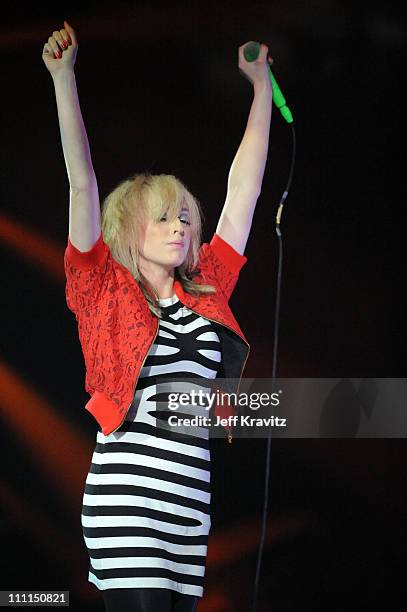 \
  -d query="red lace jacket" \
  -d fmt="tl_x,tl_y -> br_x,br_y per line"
64,231 -> 250,441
